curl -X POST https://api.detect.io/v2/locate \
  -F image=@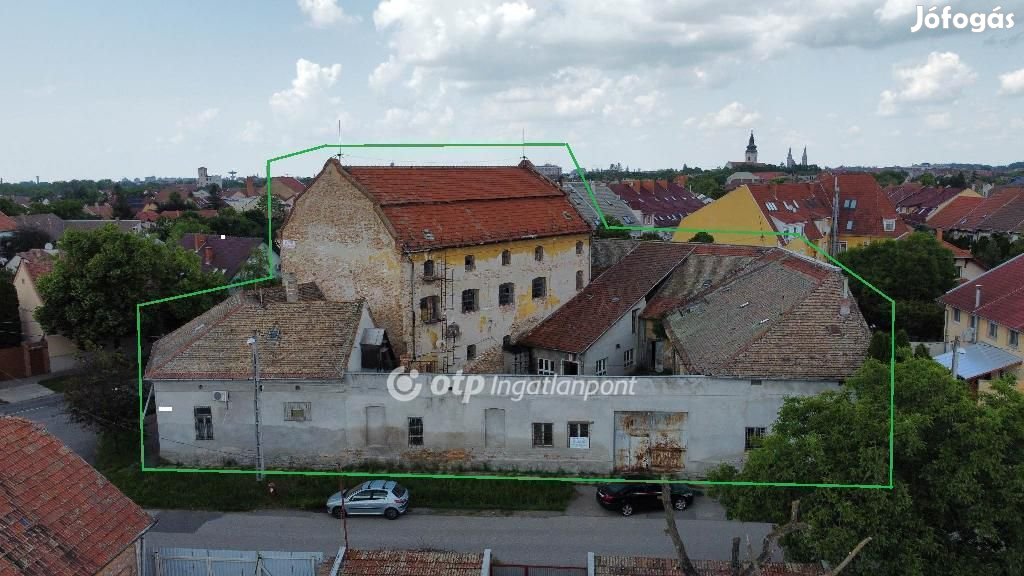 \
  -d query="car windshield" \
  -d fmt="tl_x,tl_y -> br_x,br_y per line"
600,483 -> 630,494
392,484 -> 407,498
